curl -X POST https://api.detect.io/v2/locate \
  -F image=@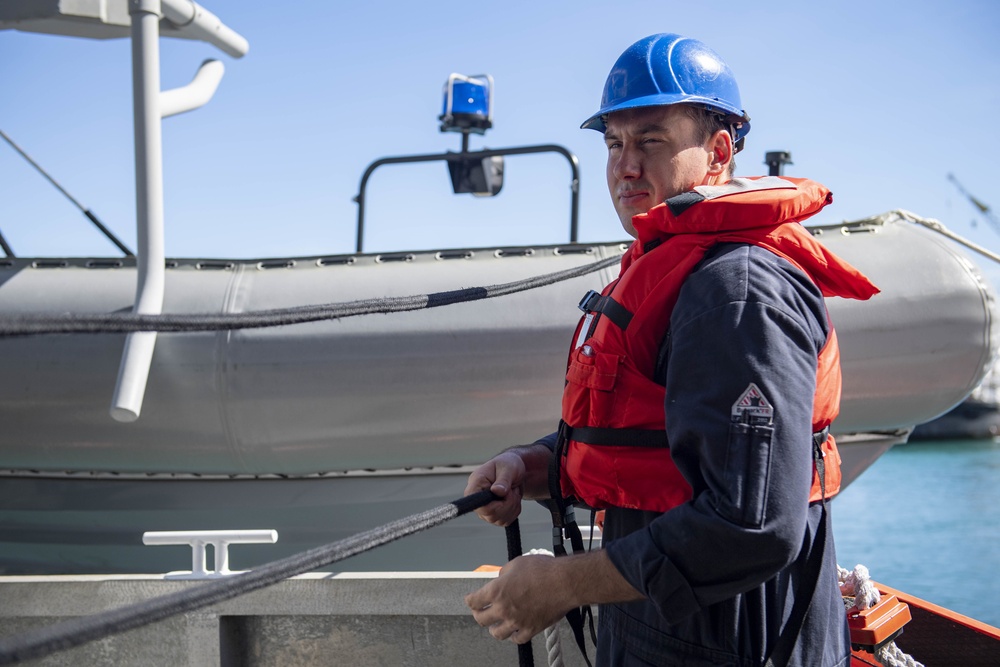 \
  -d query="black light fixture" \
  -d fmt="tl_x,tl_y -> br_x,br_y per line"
764,151 -> 793,177
354,74 -> 580,252
440,74 -> 503,197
